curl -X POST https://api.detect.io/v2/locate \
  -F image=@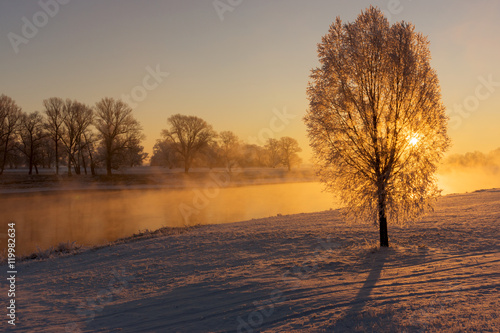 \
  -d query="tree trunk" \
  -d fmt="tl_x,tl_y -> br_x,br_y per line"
55,139 -> 59,175
378,193 -> 389,247
67,154 -> 72,176
28,154 -> 33,175
88,146 -> 96,176
74,149 -> 81,175
106,155 -> 112,176
184,155 -> 190,173
0,139 -> 9,175
81,151 -> 87,175
105,142 -> 113,176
